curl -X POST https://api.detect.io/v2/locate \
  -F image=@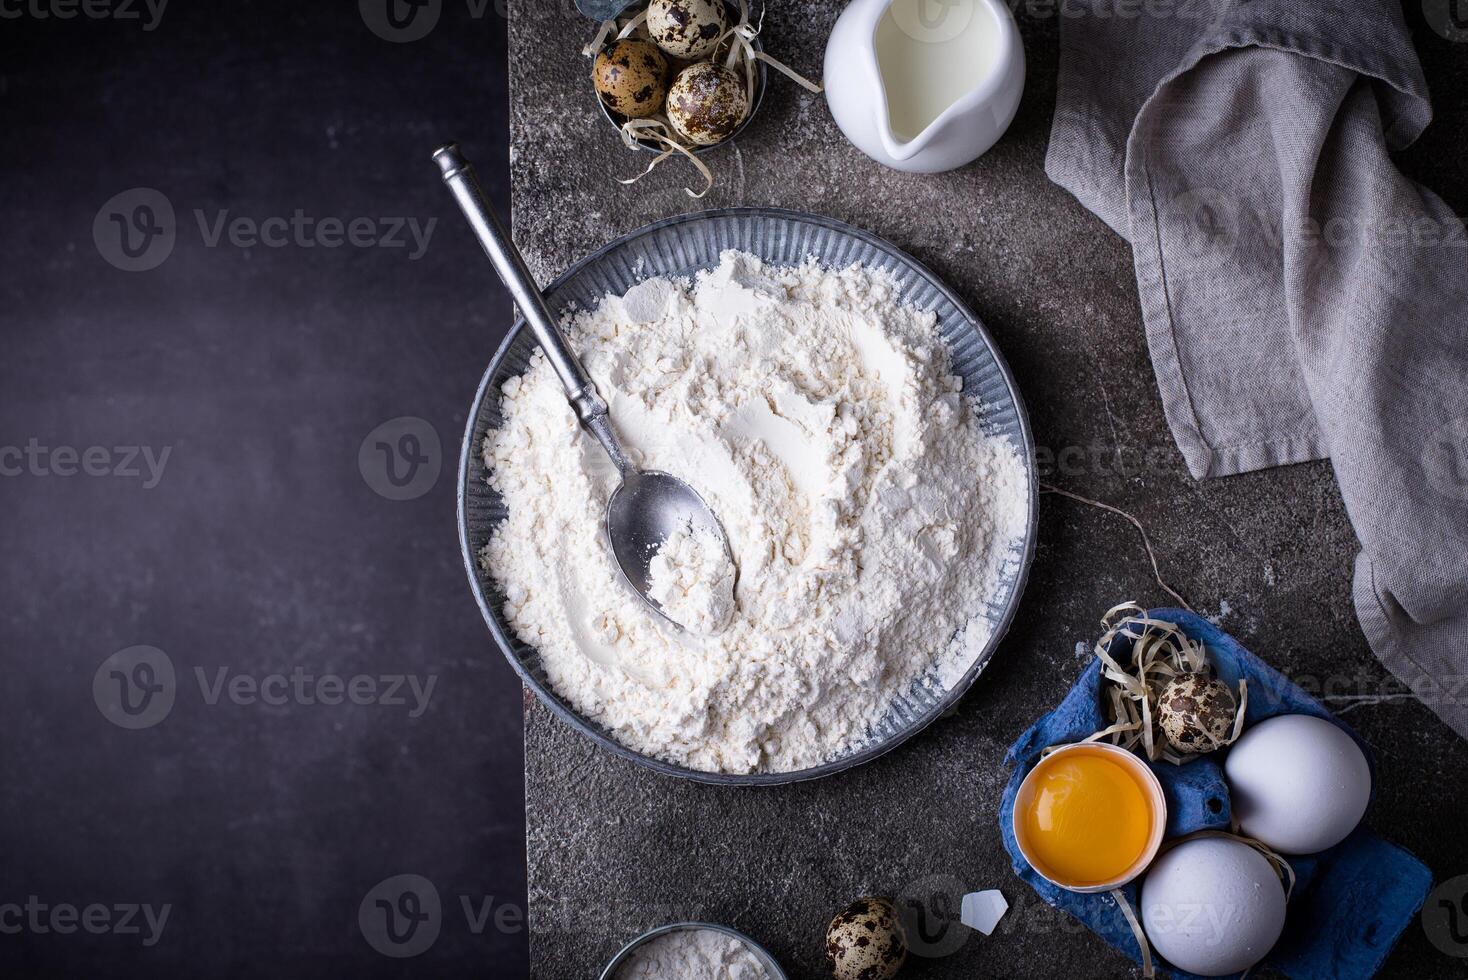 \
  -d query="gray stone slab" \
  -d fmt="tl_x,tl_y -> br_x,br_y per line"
509,2 -> 1468,976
